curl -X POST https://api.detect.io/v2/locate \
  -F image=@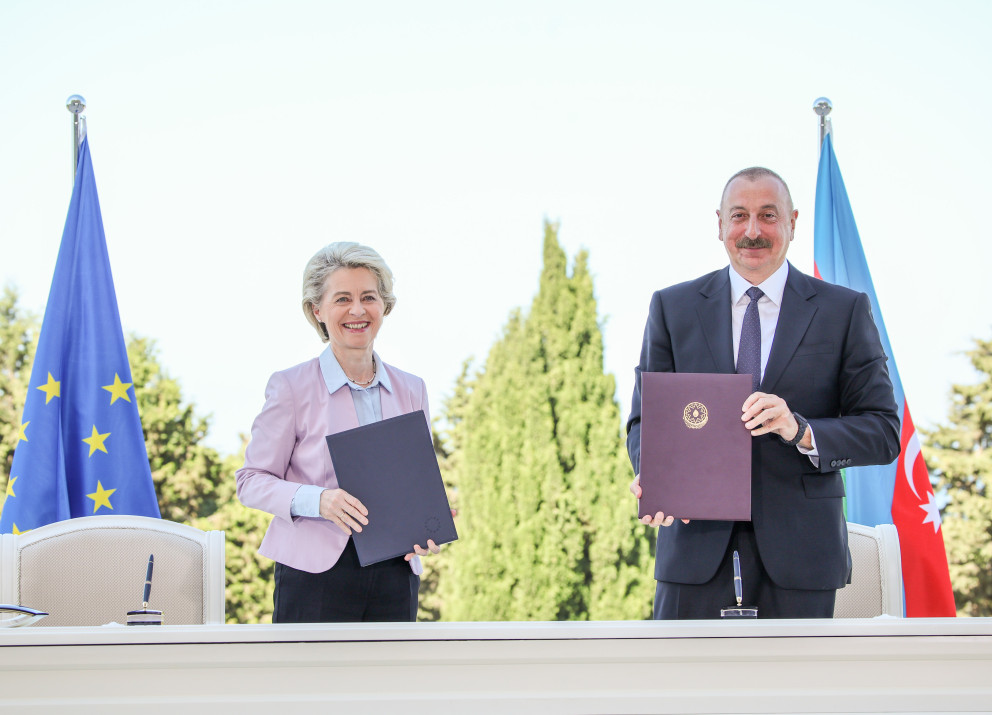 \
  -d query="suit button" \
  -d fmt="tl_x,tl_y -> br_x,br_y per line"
830,460 -> 838,467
